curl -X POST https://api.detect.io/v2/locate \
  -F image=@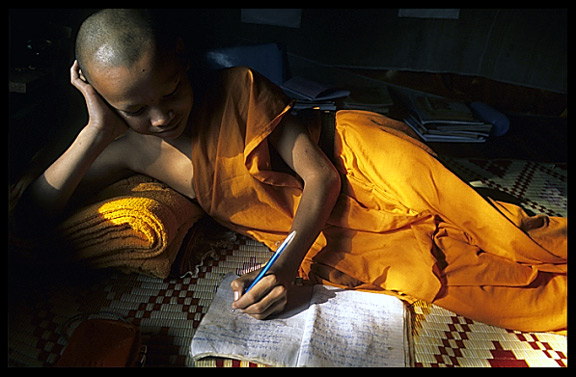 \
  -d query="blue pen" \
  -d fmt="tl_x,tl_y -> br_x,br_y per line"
244,231 -> 296,293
